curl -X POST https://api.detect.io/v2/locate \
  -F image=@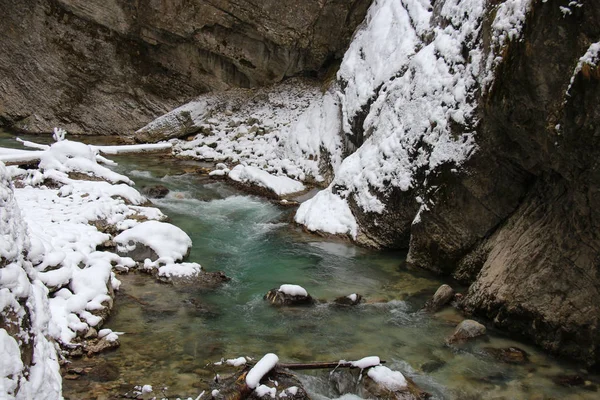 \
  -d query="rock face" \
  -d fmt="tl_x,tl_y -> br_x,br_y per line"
0,0 -> 370,135
289,0 -> 600,367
